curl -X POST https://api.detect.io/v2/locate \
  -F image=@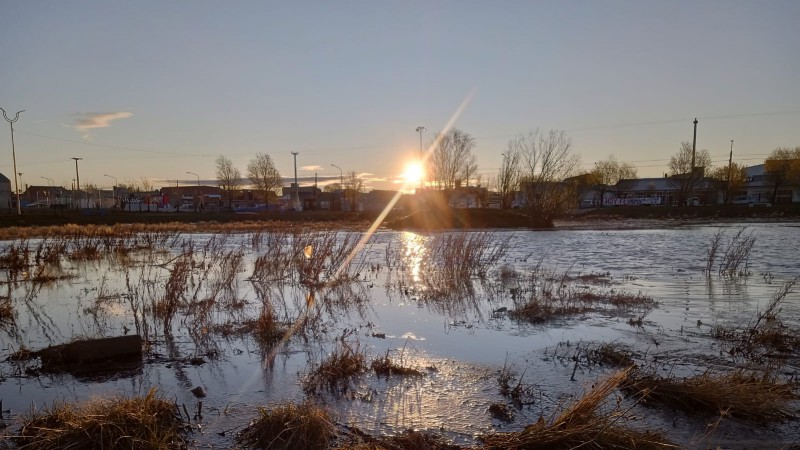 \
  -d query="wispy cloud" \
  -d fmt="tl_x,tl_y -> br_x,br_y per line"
301,165 -> 323,171
73,112 -> 133,139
